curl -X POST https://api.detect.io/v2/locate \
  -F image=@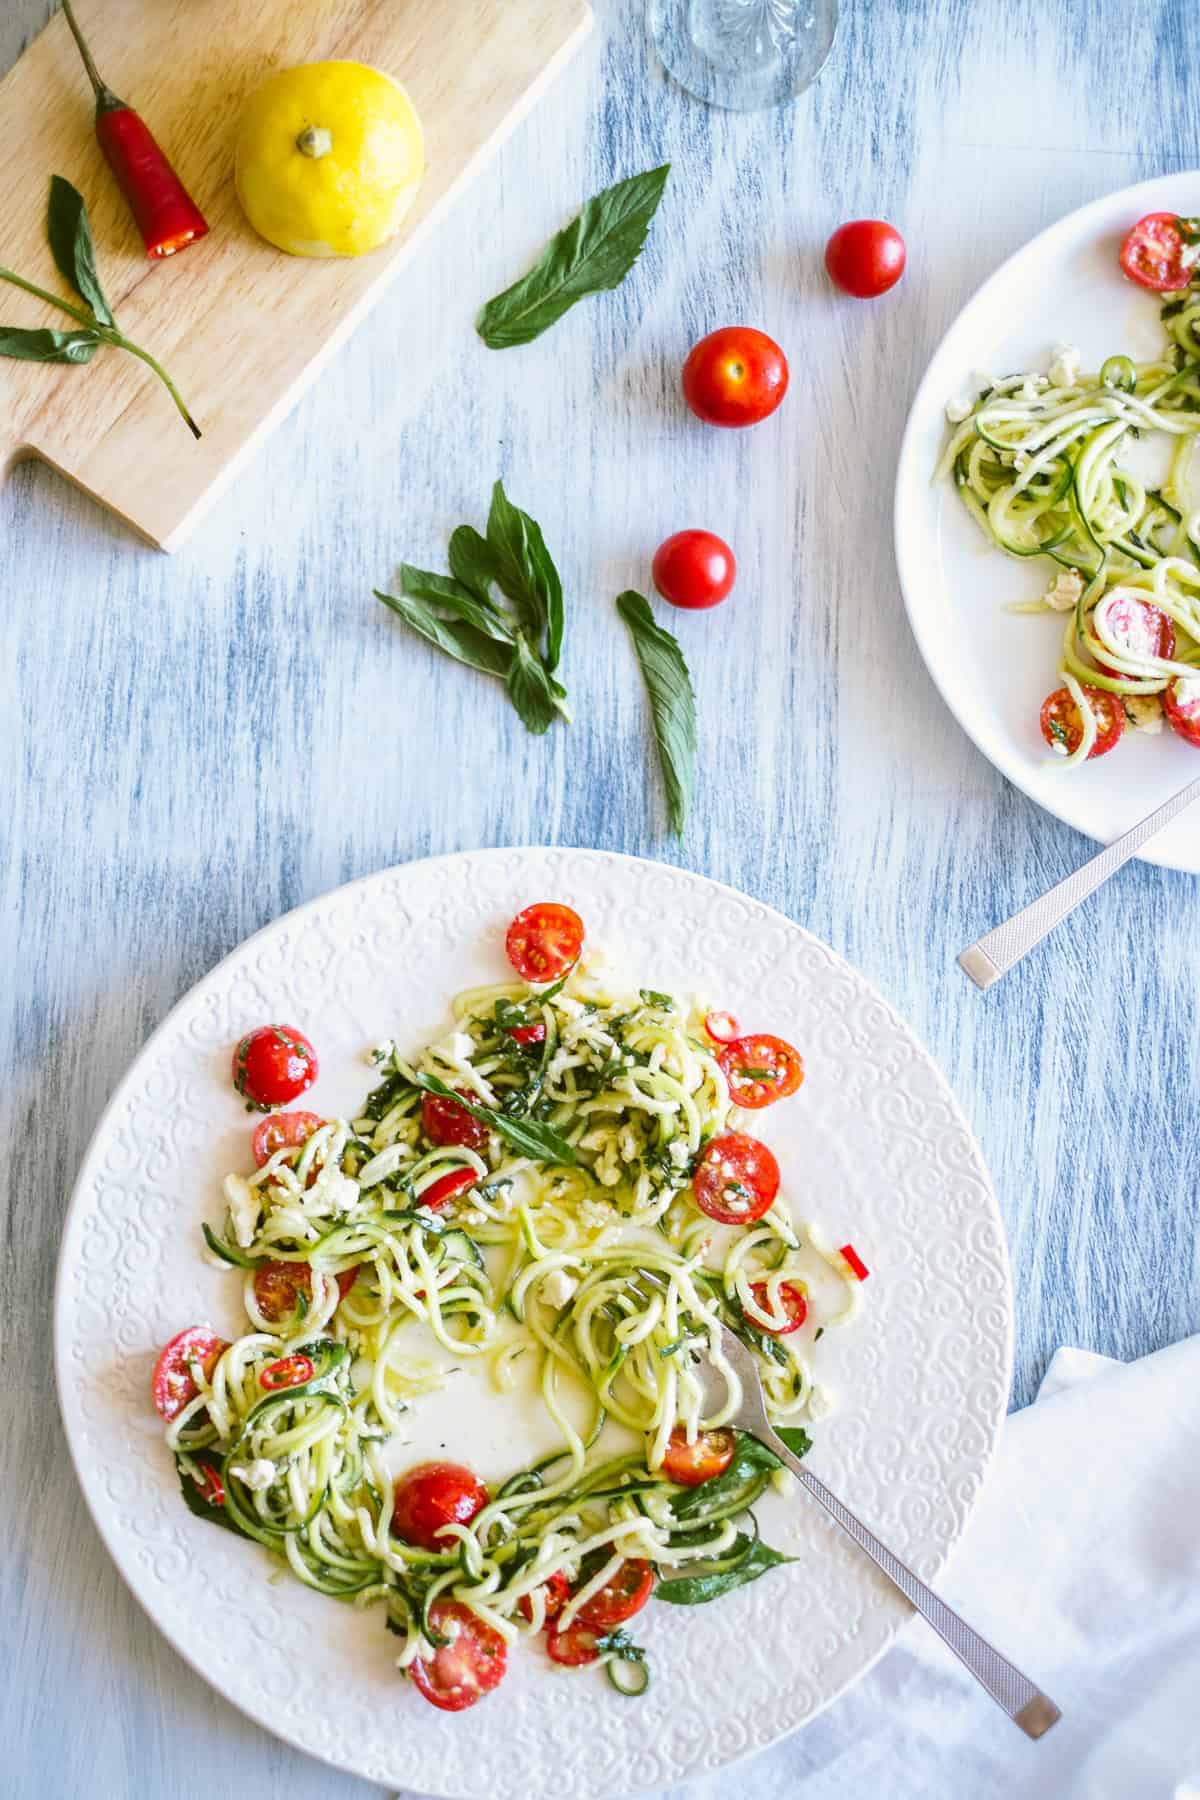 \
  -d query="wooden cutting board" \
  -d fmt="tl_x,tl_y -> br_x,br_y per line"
0,0 -> 592,548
